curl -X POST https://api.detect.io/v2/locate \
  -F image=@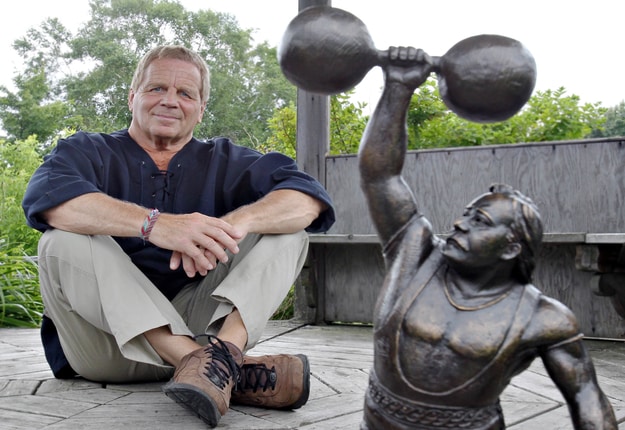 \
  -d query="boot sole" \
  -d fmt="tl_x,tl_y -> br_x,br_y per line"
162,381 -> 221,427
